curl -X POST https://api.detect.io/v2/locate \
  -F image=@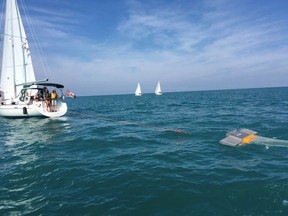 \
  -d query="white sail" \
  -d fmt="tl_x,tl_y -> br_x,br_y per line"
0,0 -> 68,117
1,0 -> 35,100
155,81 -> 162,95
135,83 -> 142,96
